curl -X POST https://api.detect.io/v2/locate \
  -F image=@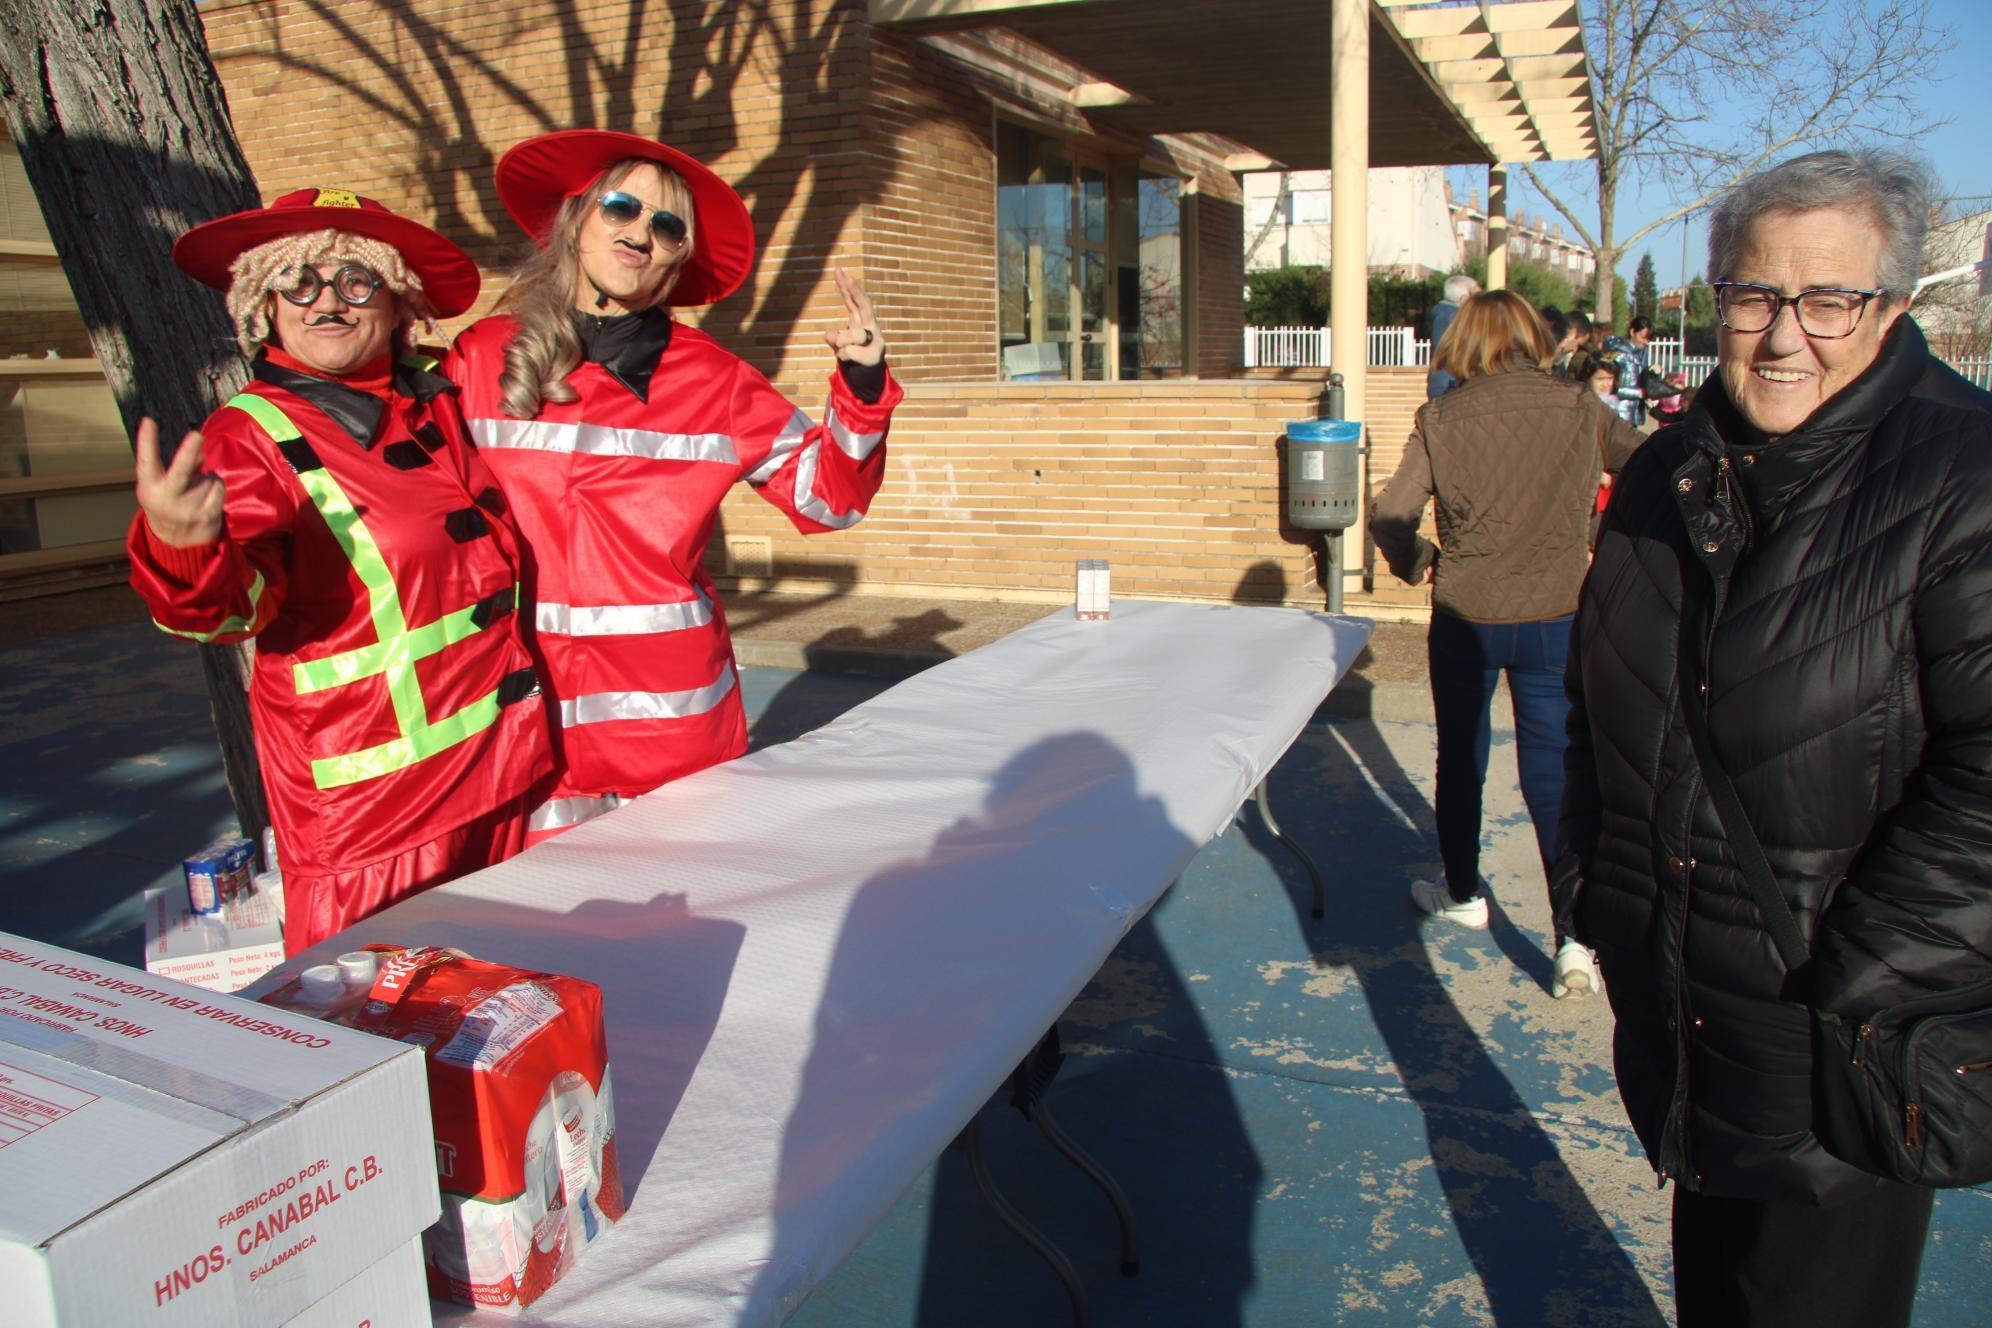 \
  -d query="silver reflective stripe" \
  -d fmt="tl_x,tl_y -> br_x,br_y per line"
469,417 -> 738,464
558,662 -> 736,727
536,591 -> 713,638
792,439 -> 865,530
528,793 -> 622,833
745,408 -> 813,484
825,403 -> 885,461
